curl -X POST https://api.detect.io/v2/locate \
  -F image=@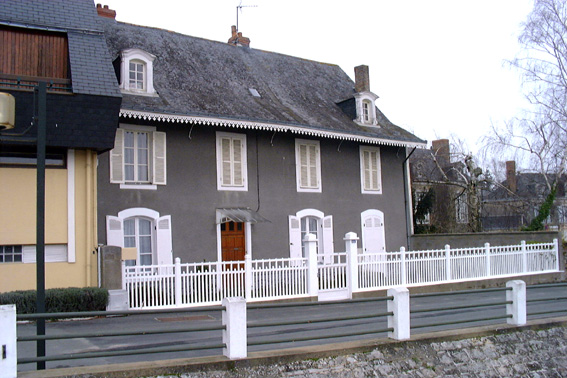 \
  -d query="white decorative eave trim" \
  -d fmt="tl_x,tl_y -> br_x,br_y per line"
120,109 -> 427,149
